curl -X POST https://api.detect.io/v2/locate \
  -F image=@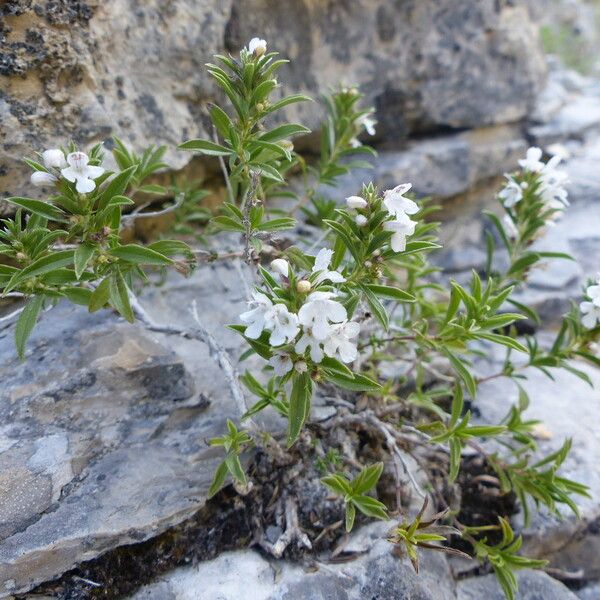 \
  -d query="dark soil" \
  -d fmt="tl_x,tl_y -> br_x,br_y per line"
21,438 -> 349,600
21,424 -> 515,600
